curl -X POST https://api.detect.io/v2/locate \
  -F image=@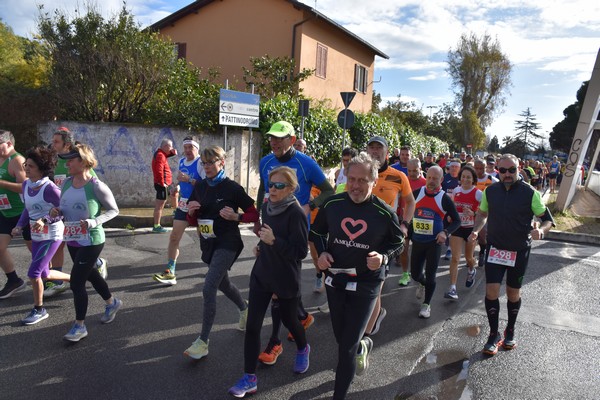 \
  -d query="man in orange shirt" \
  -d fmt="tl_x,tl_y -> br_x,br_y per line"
364,136 -> 415,336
